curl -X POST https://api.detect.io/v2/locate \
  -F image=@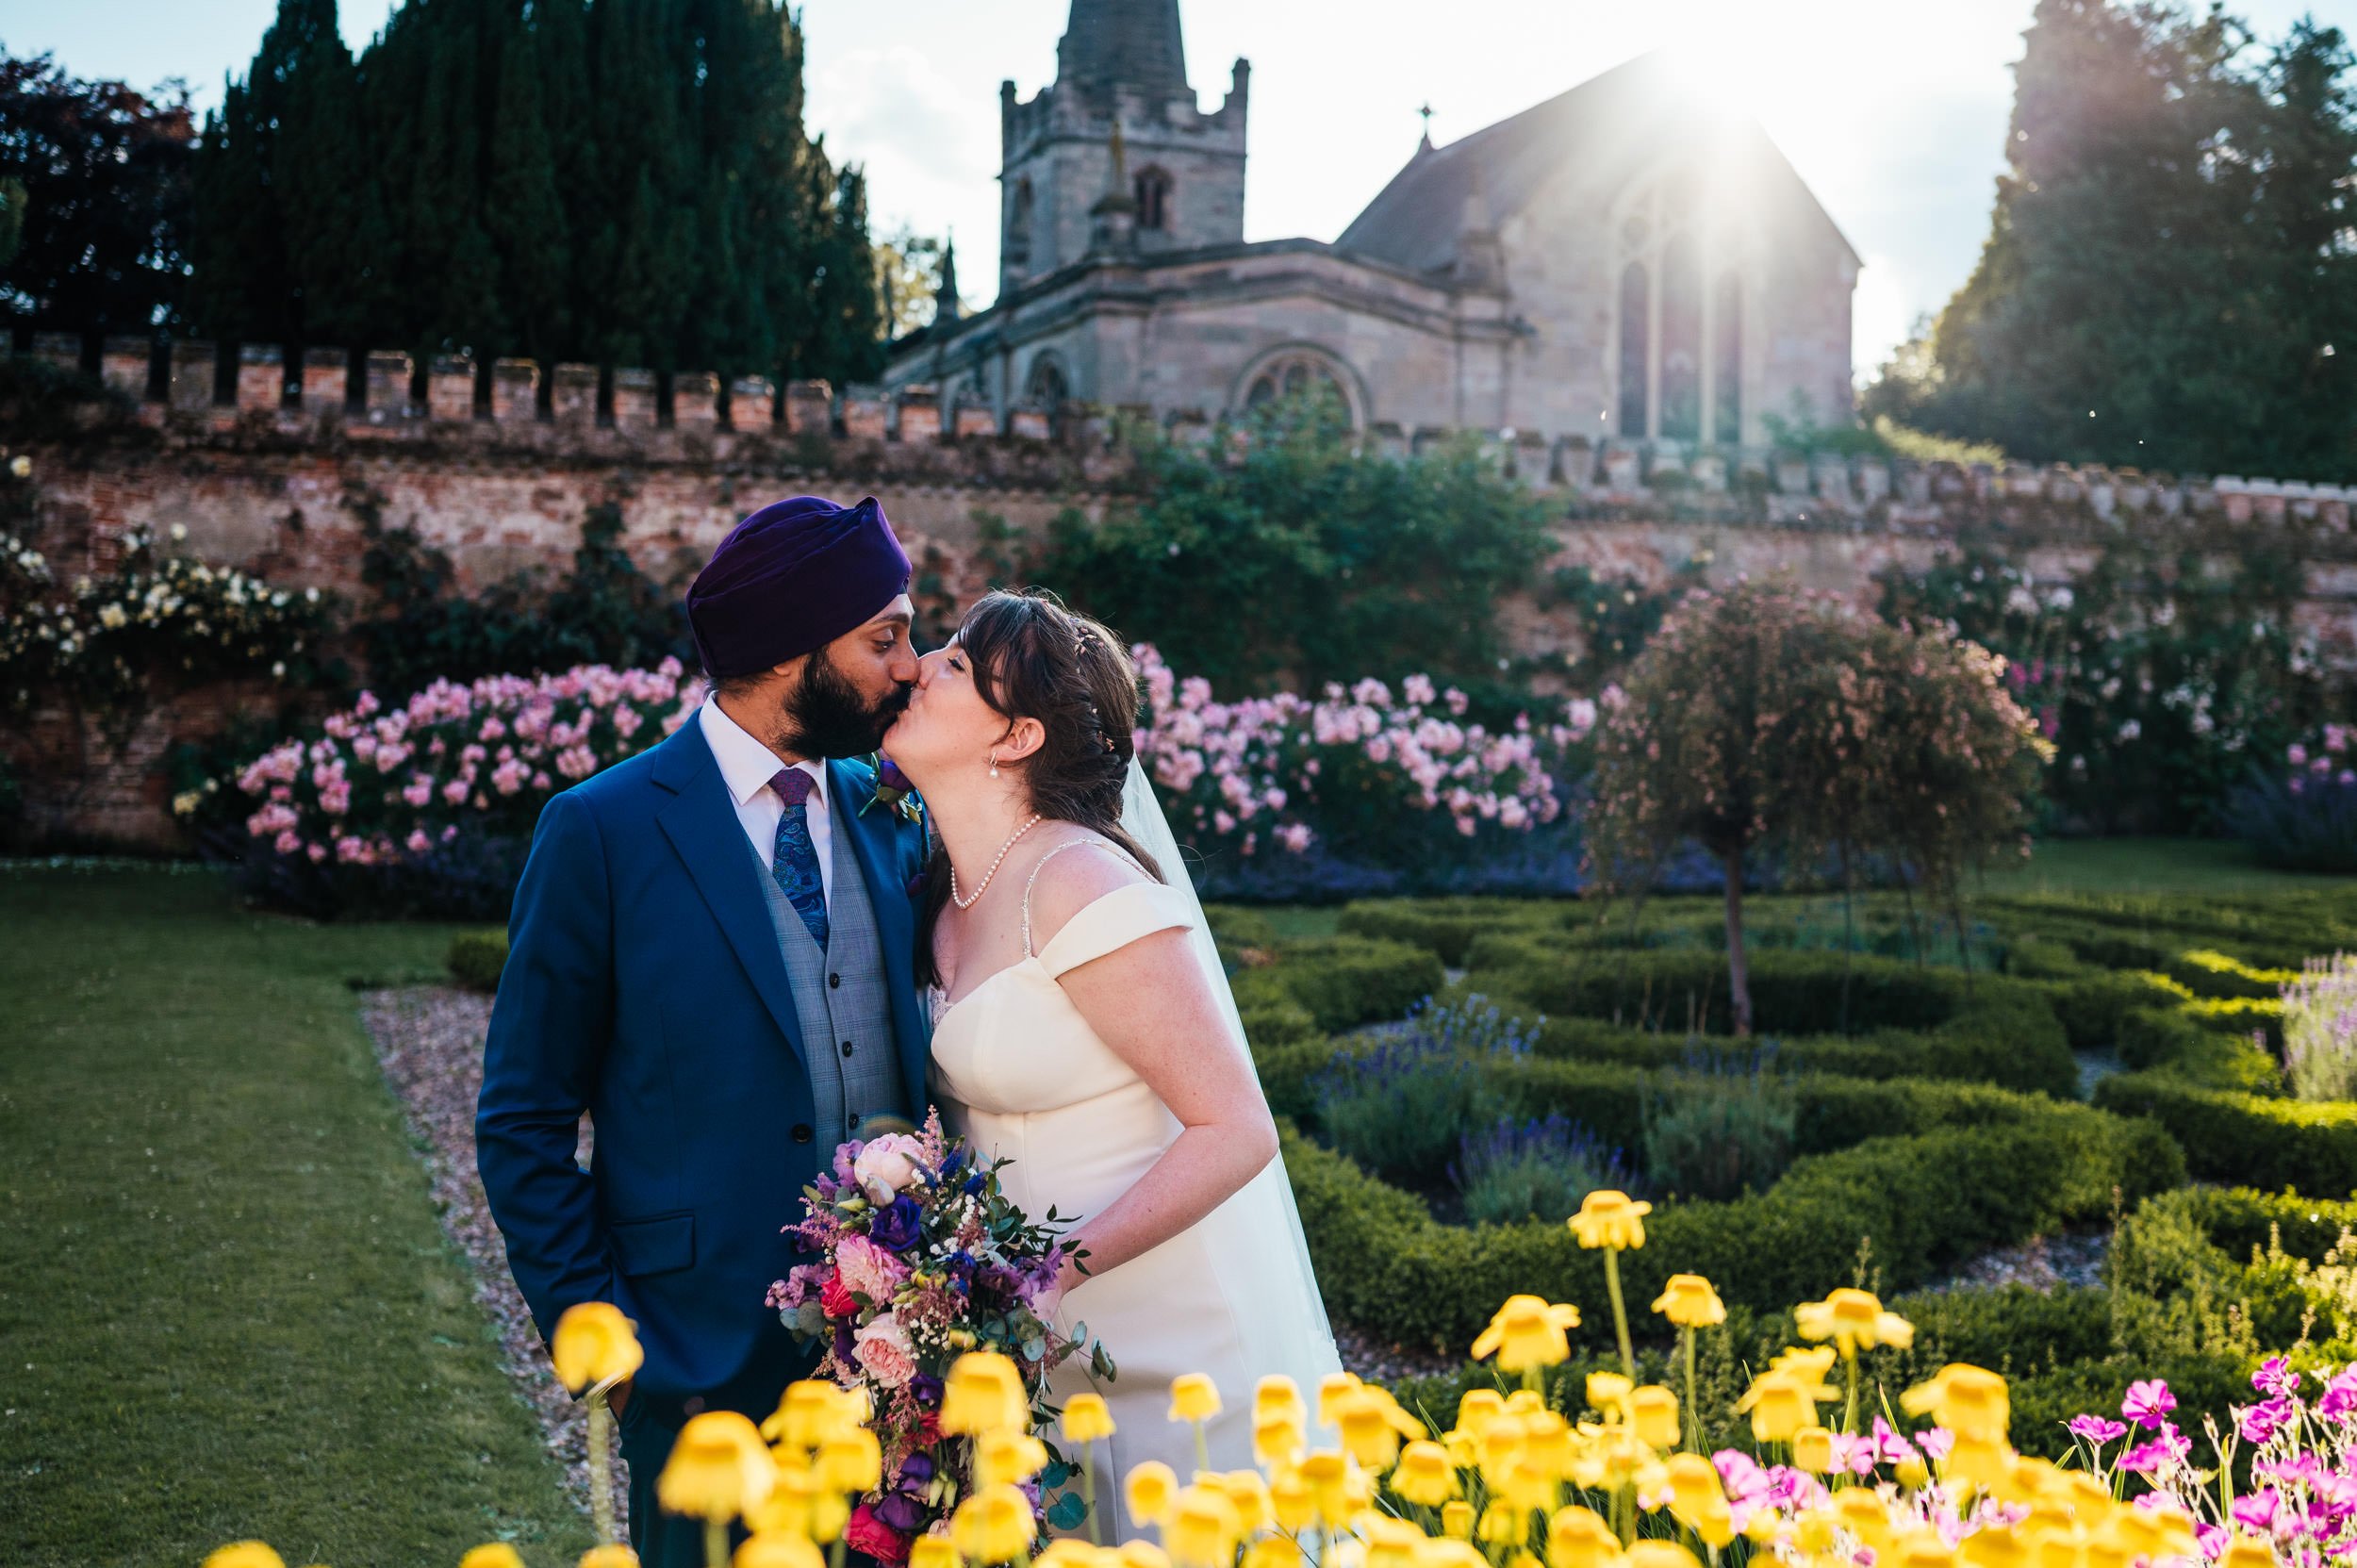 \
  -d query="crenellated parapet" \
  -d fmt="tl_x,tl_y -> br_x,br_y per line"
16,330 -> 2356,536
